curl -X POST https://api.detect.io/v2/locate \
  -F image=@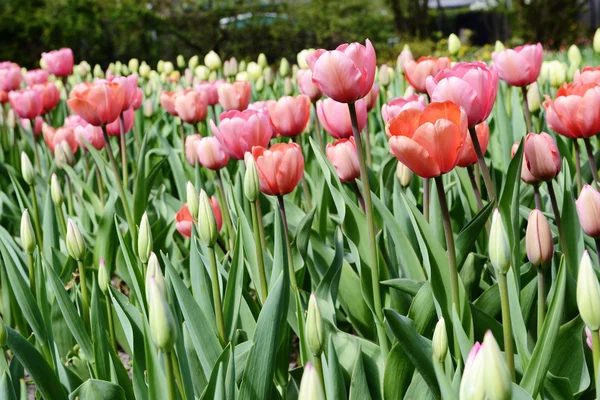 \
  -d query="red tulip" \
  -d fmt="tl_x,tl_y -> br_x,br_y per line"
457,121 -> 490,168
209,196 -> 223,232
306,39 -> 376,103
175,203 -> 194,238
543,83 -> 600,139
387,101 -> 468,178
24,69 -> 49,86
524,132 -> 561,181
8,88 -> 43,119
492,43 -> 543,87
75,124 -> 105,151
0,63 -> 22,92
67,81 -> 126,126
511,142 -> 538,184
195,81 -> 220,106
317,98 -> 367,139
210,109 -> 272,160
43,125 -> 78,154
20,116 -> 43,136
218,81 -> 251,111
381,94 -> 427,124
363,83 -> 380,112
403,56 -> 451,93
194,136 -> 230,170
576,184 -> 600,238
326,137 -> 360,182
106,107 -> 134,136
33,82 -> 60,114
174,90 -> 208,124
574,66 -> 600,85
296,69 -> 322,102
252,142 -> 304,196
267,95 -> 311,137
42,48 -> 74,77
